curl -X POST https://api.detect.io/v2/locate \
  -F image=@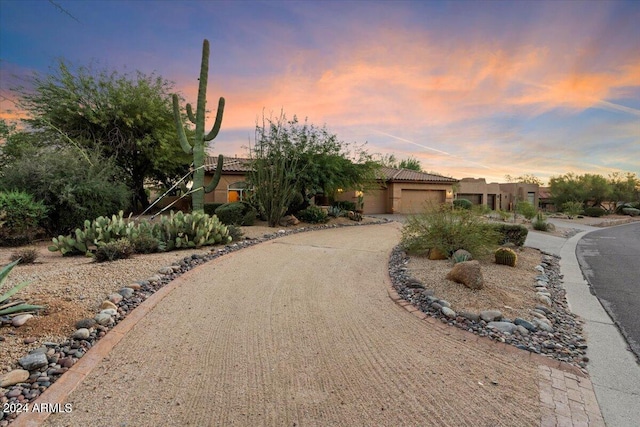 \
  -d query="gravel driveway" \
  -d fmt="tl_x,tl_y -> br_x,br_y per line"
44,223 -> 540,426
